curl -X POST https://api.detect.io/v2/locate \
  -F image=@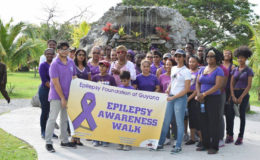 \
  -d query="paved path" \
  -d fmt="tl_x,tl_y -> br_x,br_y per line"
1,99 -> 260,160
